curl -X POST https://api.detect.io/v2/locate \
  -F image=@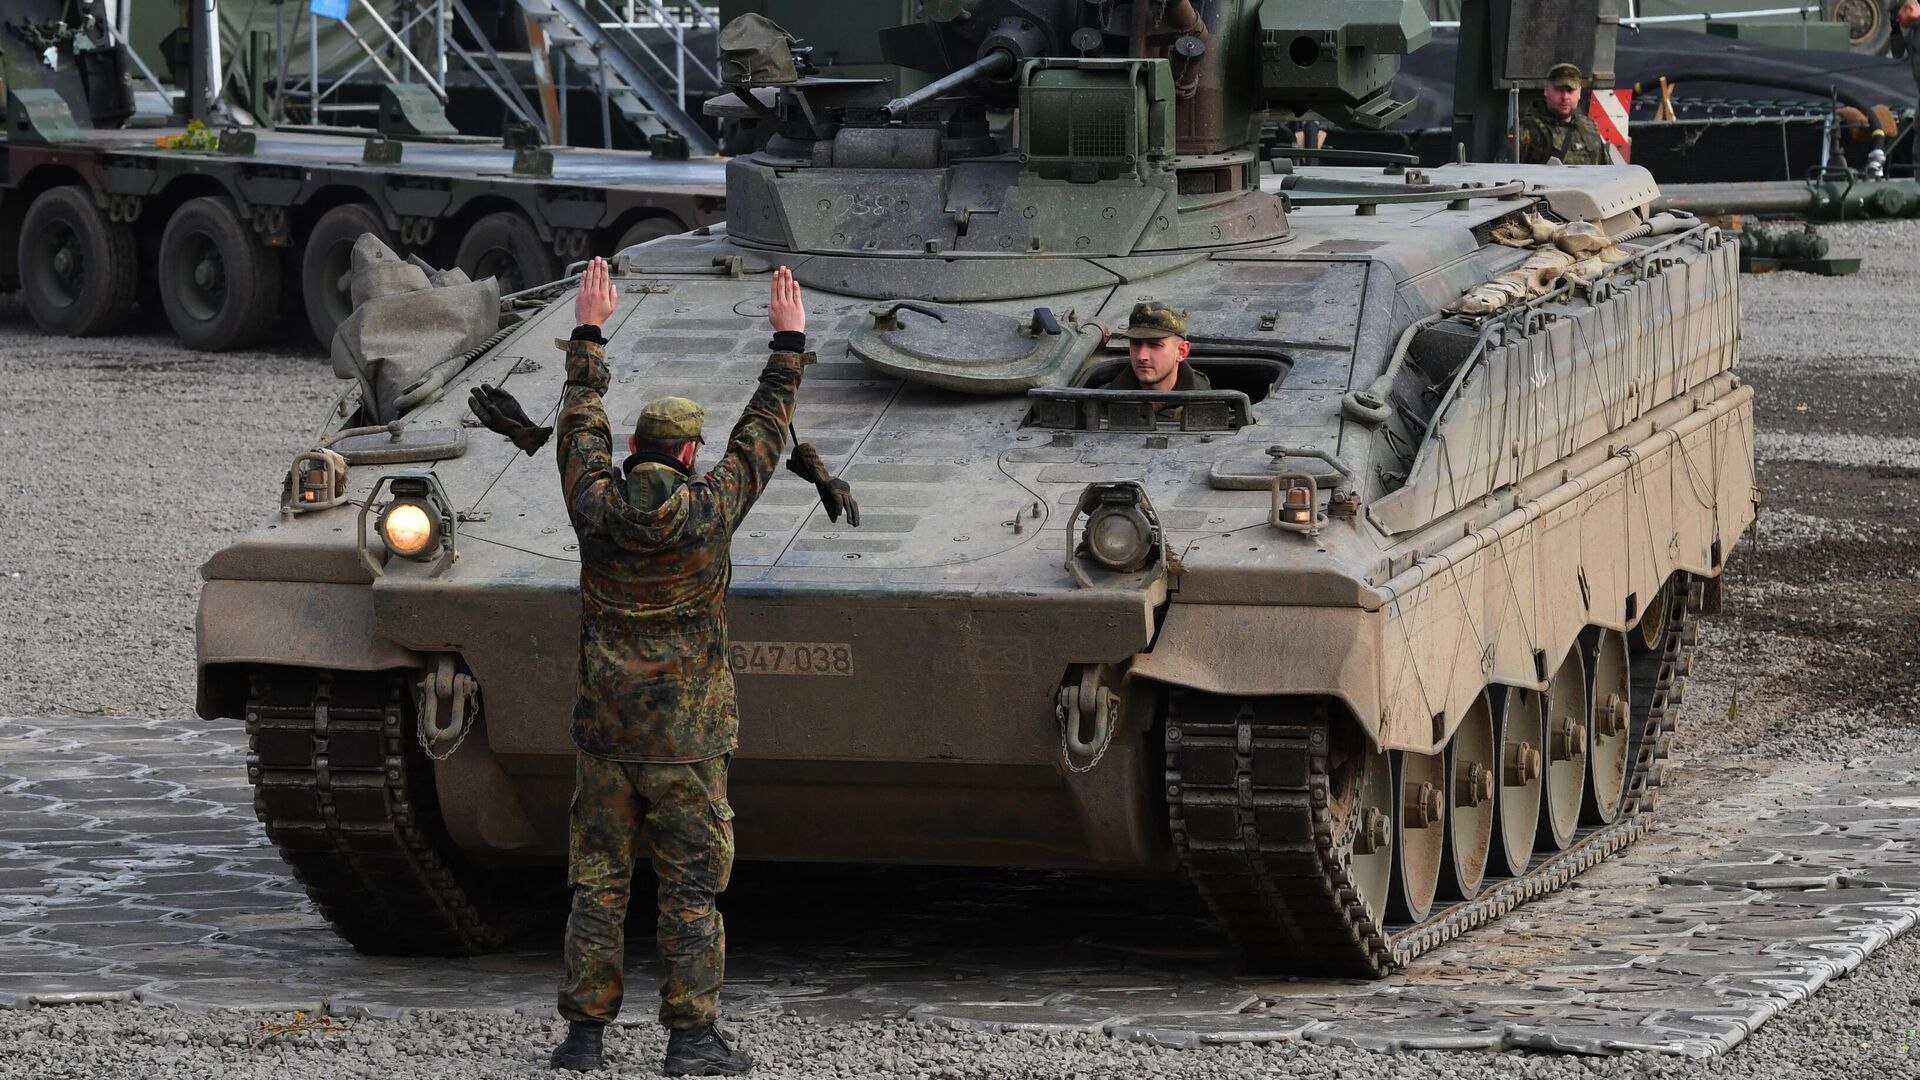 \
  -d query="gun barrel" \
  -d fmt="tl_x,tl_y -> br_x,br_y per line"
881,49 -> 1017,120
